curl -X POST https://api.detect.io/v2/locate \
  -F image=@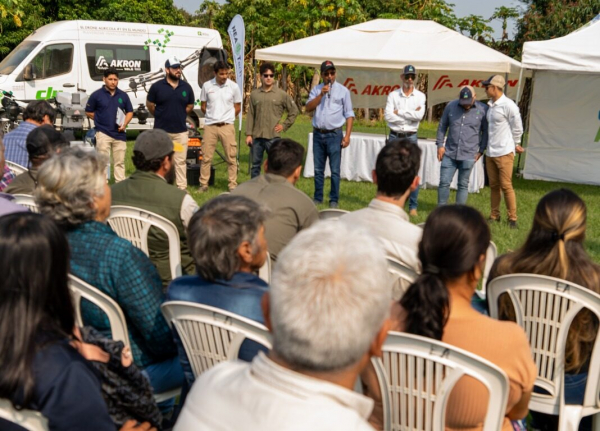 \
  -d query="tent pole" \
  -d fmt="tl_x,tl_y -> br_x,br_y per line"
517,70 -> 536,177
516,68 -> 524,103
